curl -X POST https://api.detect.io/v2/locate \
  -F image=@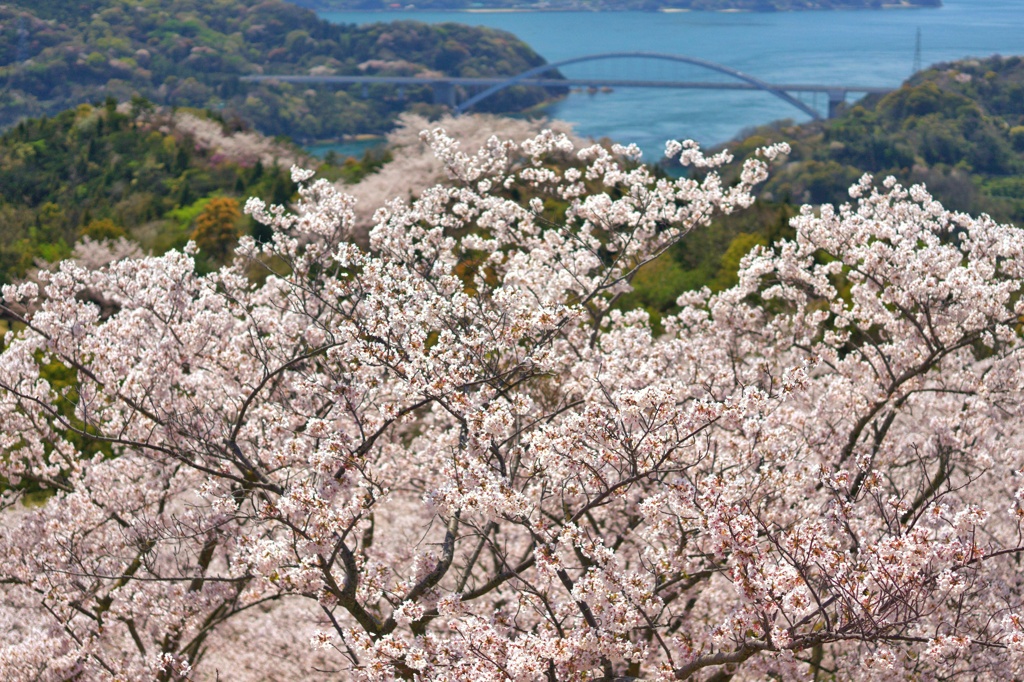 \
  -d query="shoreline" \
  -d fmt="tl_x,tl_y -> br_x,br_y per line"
312,4 -> 940,13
